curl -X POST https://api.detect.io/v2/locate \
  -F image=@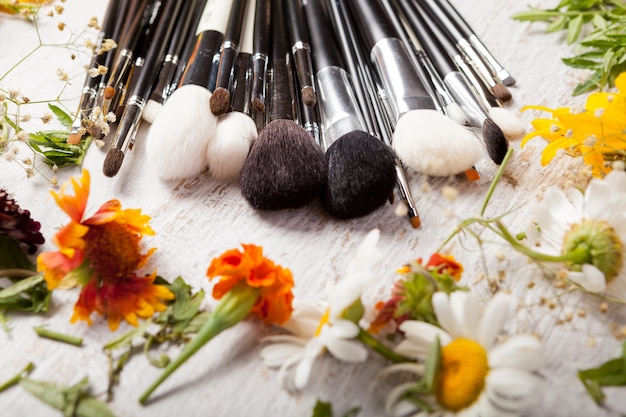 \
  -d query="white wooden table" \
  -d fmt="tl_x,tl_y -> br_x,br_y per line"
1,1 -> 625,416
